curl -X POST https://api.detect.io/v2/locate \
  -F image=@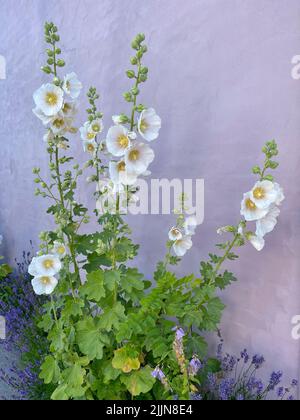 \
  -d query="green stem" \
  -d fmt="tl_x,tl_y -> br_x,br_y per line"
210,233 -> 239,285
50,295 -> 59,328
130,60 -> 142,131
53,146 -> 80,294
